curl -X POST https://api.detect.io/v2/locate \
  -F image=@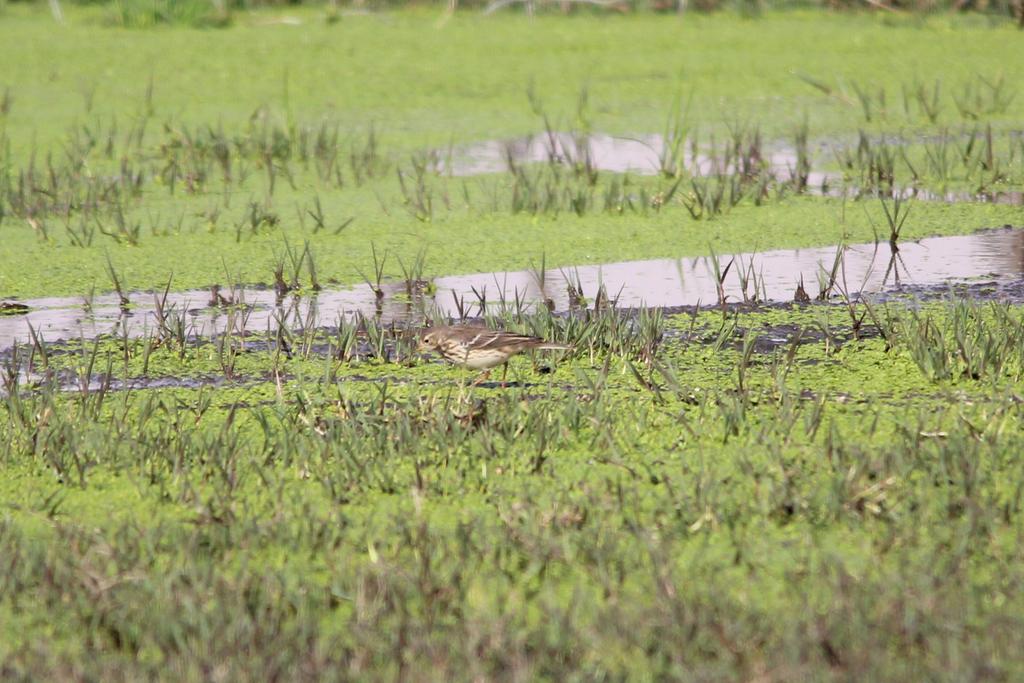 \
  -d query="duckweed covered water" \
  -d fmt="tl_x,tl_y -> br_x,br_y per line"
4,297 -> 1024,678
